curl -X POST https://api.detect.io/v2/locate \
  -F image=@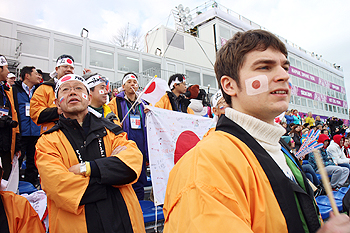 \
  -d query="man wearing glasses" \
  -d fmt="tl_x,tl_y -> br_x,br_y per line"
35,74 -> 145,232
30,54 -> 90,133
155,73 -> 194,114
